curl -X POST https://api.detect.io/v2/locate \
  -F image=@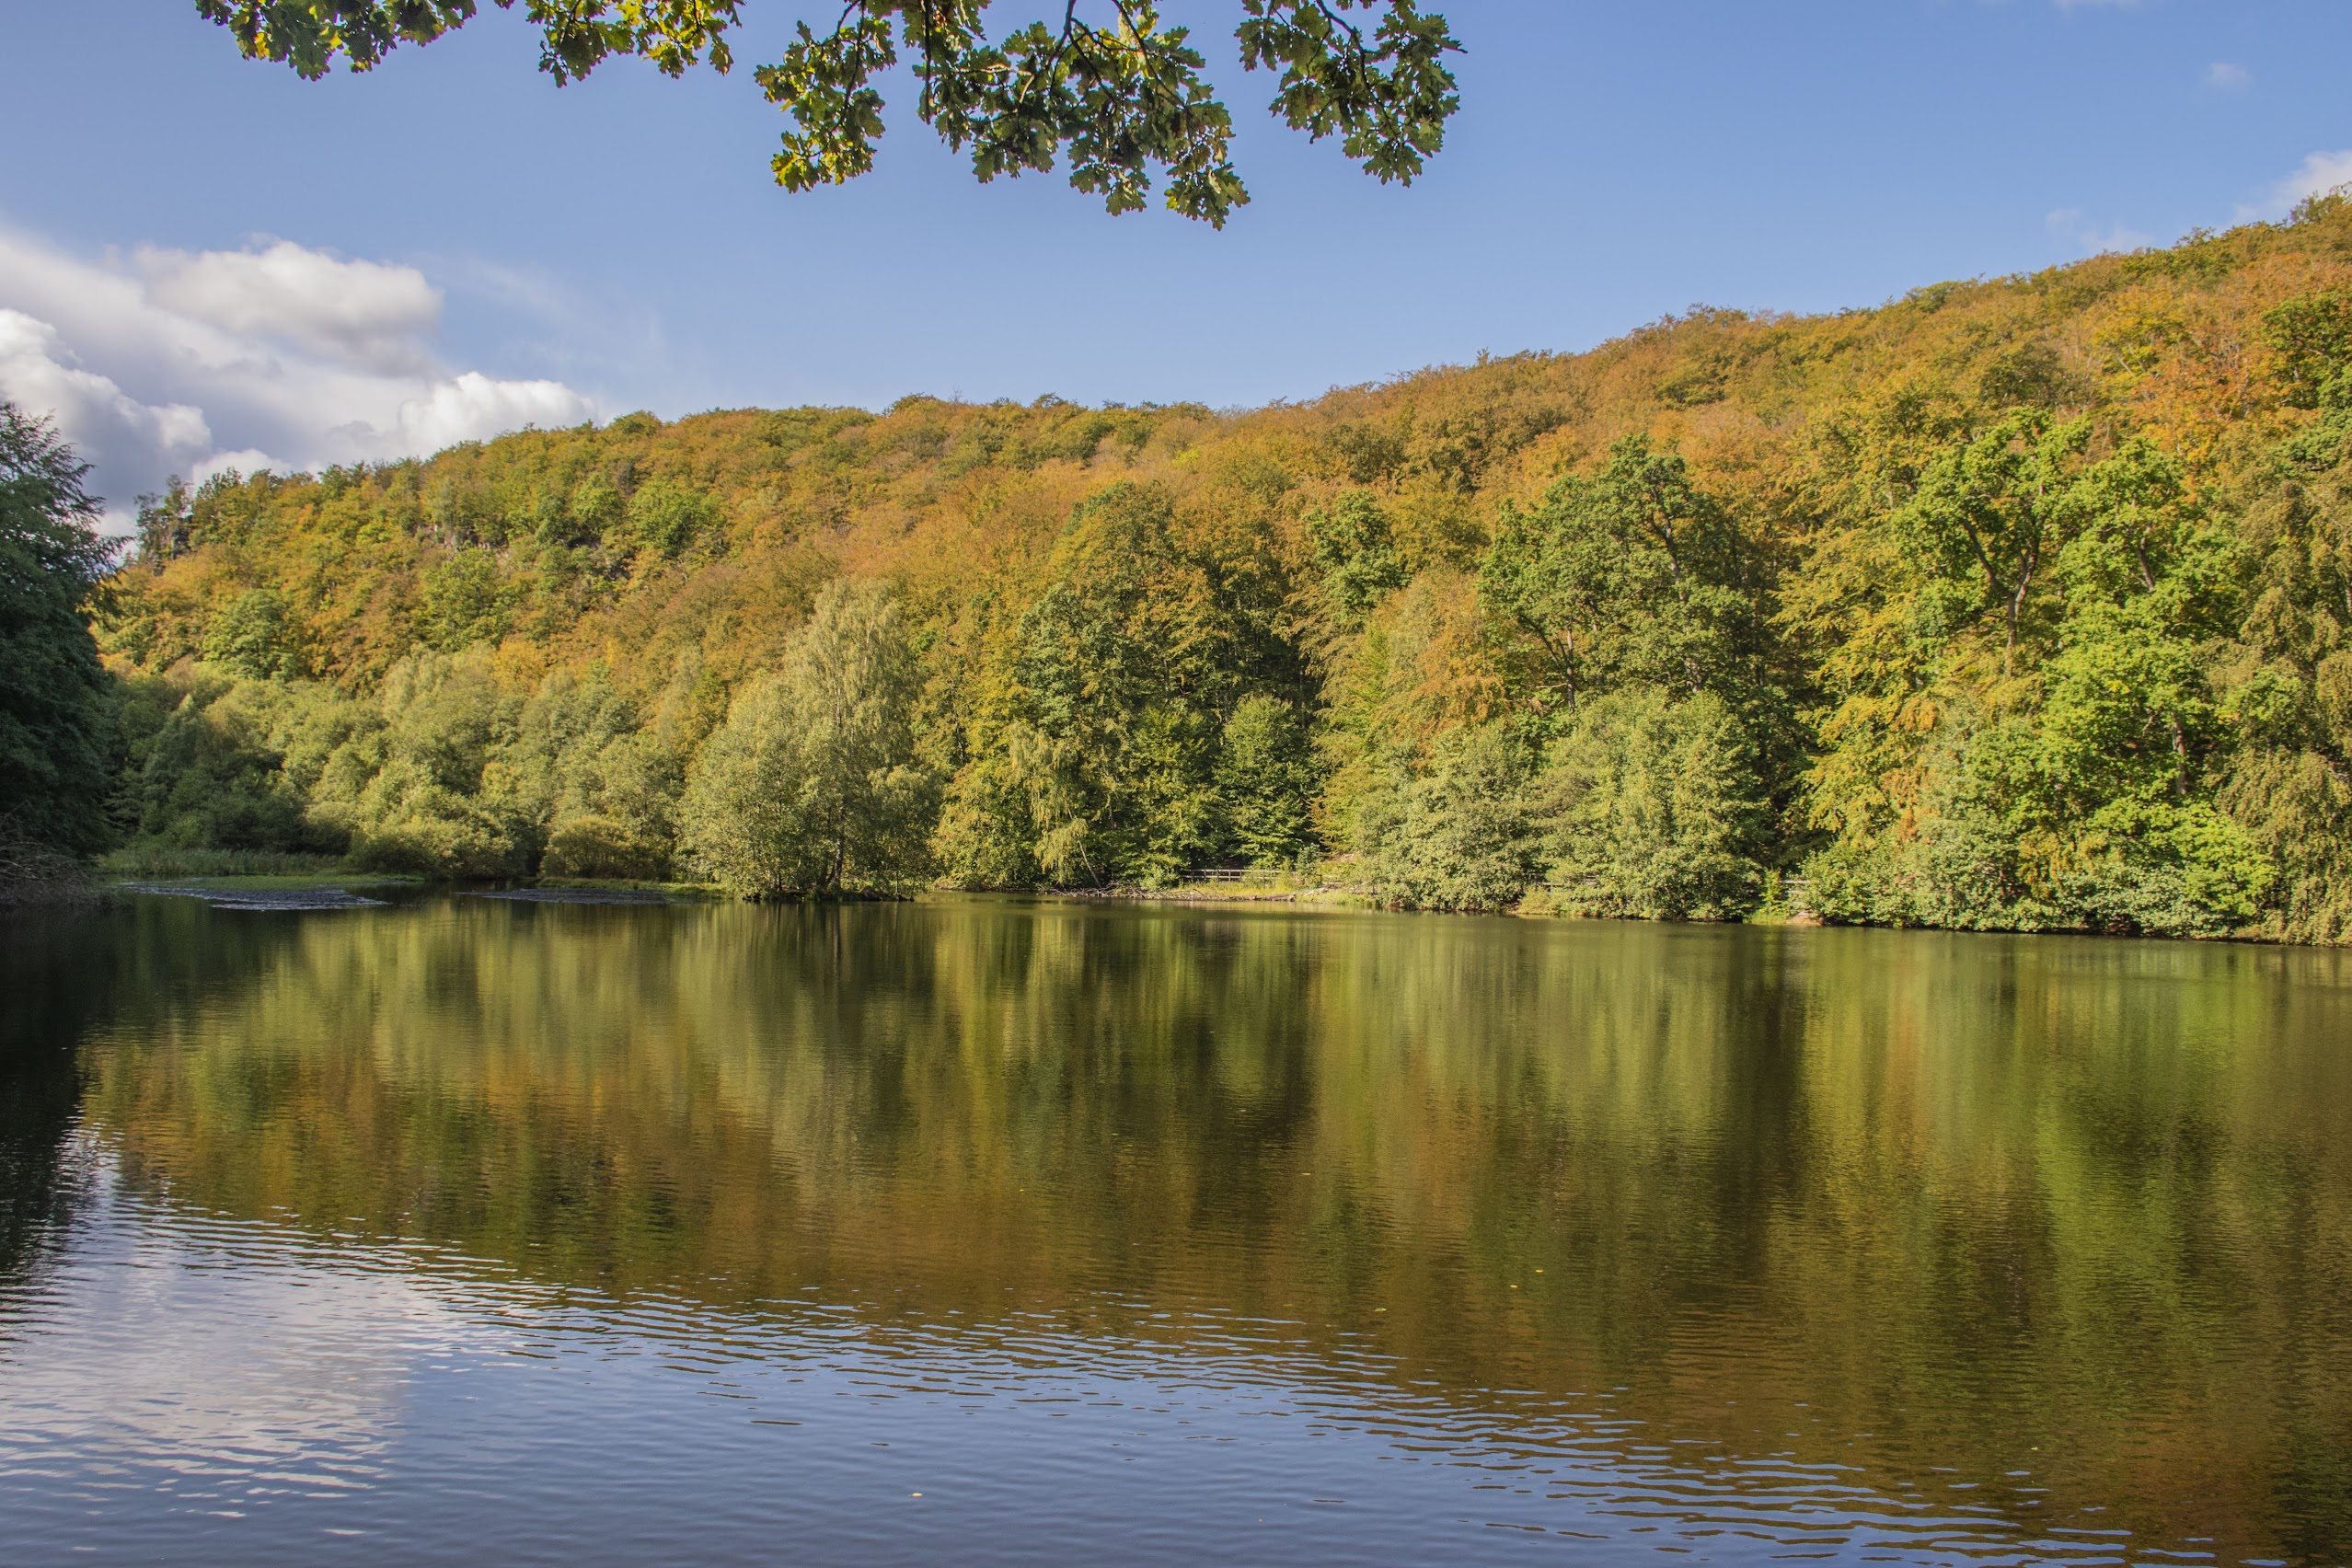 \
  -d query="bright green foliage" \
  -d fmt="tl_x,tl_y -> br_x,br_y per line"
1798,425 -> 2270,936
112,656 -> 690,881
488,666 -> 684,880
0,405 -> 114,857
1479,435 -> 1770,722
200,587 -> 303,678
1805,703 -> 2269,937
936,481 -> 1300,887
1534,686 -> 1769,921
1357,721 -> 1535,912
1307,490 -> 1408,619
625,481 -> 716,558
2219,367 -> 2352,941
113,673 -> 341,855
1474,435 -> 1789,870
1215,695 -> 1319,866
1889,409 -> 2093,675
418,550 -> 517,651
324,653 -> 529,874
193,1 -> 1460,226
2261,292 -> 2352,409
681,582 -> 934,897
1309,567 -> 1493,845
